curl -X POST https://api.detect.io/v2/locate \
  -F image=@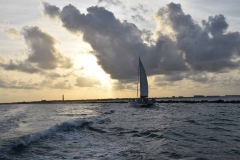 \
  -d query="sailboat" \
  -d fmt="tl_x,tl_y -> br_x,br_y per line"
129,57 -> 156,107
